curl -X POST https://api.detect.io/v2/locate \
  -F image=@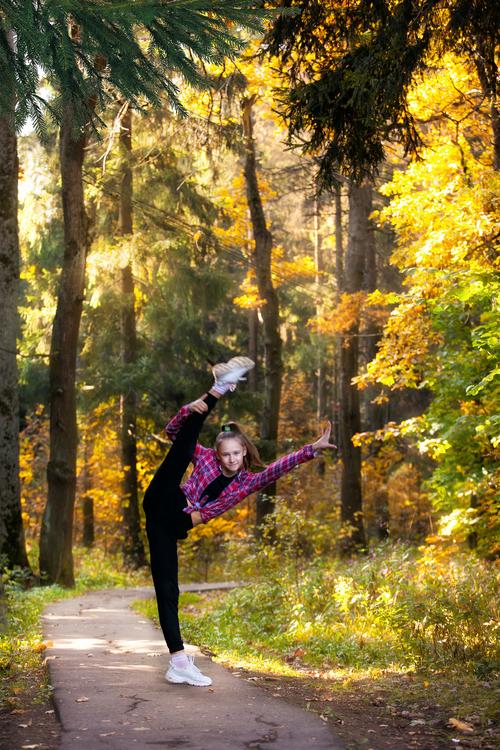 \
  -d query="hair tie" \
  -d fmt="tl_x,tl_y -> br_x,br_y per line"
222,424 -> 232,433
